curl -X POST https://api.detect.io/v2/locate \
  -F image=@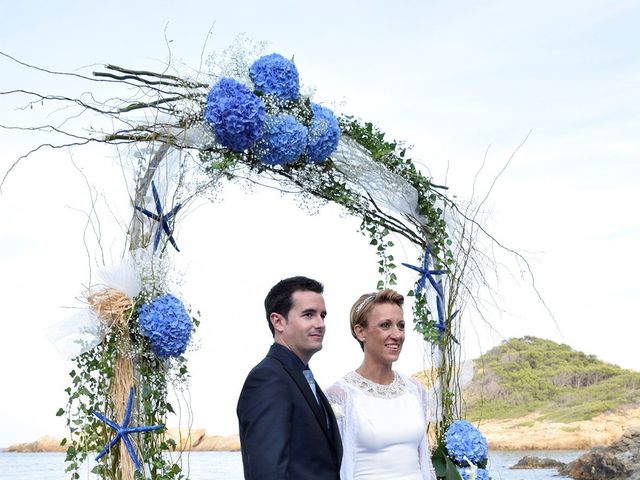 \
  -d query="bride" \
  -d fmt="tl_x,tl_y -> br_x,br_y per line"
326,289 -> 437,480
